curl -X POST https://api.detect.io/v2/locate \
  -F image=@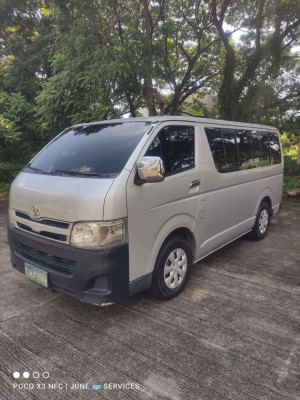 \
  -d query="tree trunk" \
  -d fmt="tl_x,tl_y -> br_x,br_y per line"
211,0 -> 235,120
142,0 -> 157,116
219,46 -> 235,120
126,93 -> 137,117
